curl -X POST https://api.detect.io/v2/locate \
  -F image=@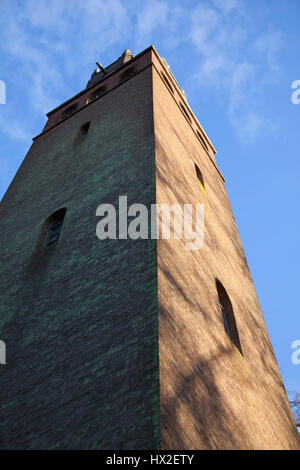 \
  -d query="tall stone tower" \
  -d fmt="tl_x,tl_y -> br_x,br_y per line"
0,46 -> 298,450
